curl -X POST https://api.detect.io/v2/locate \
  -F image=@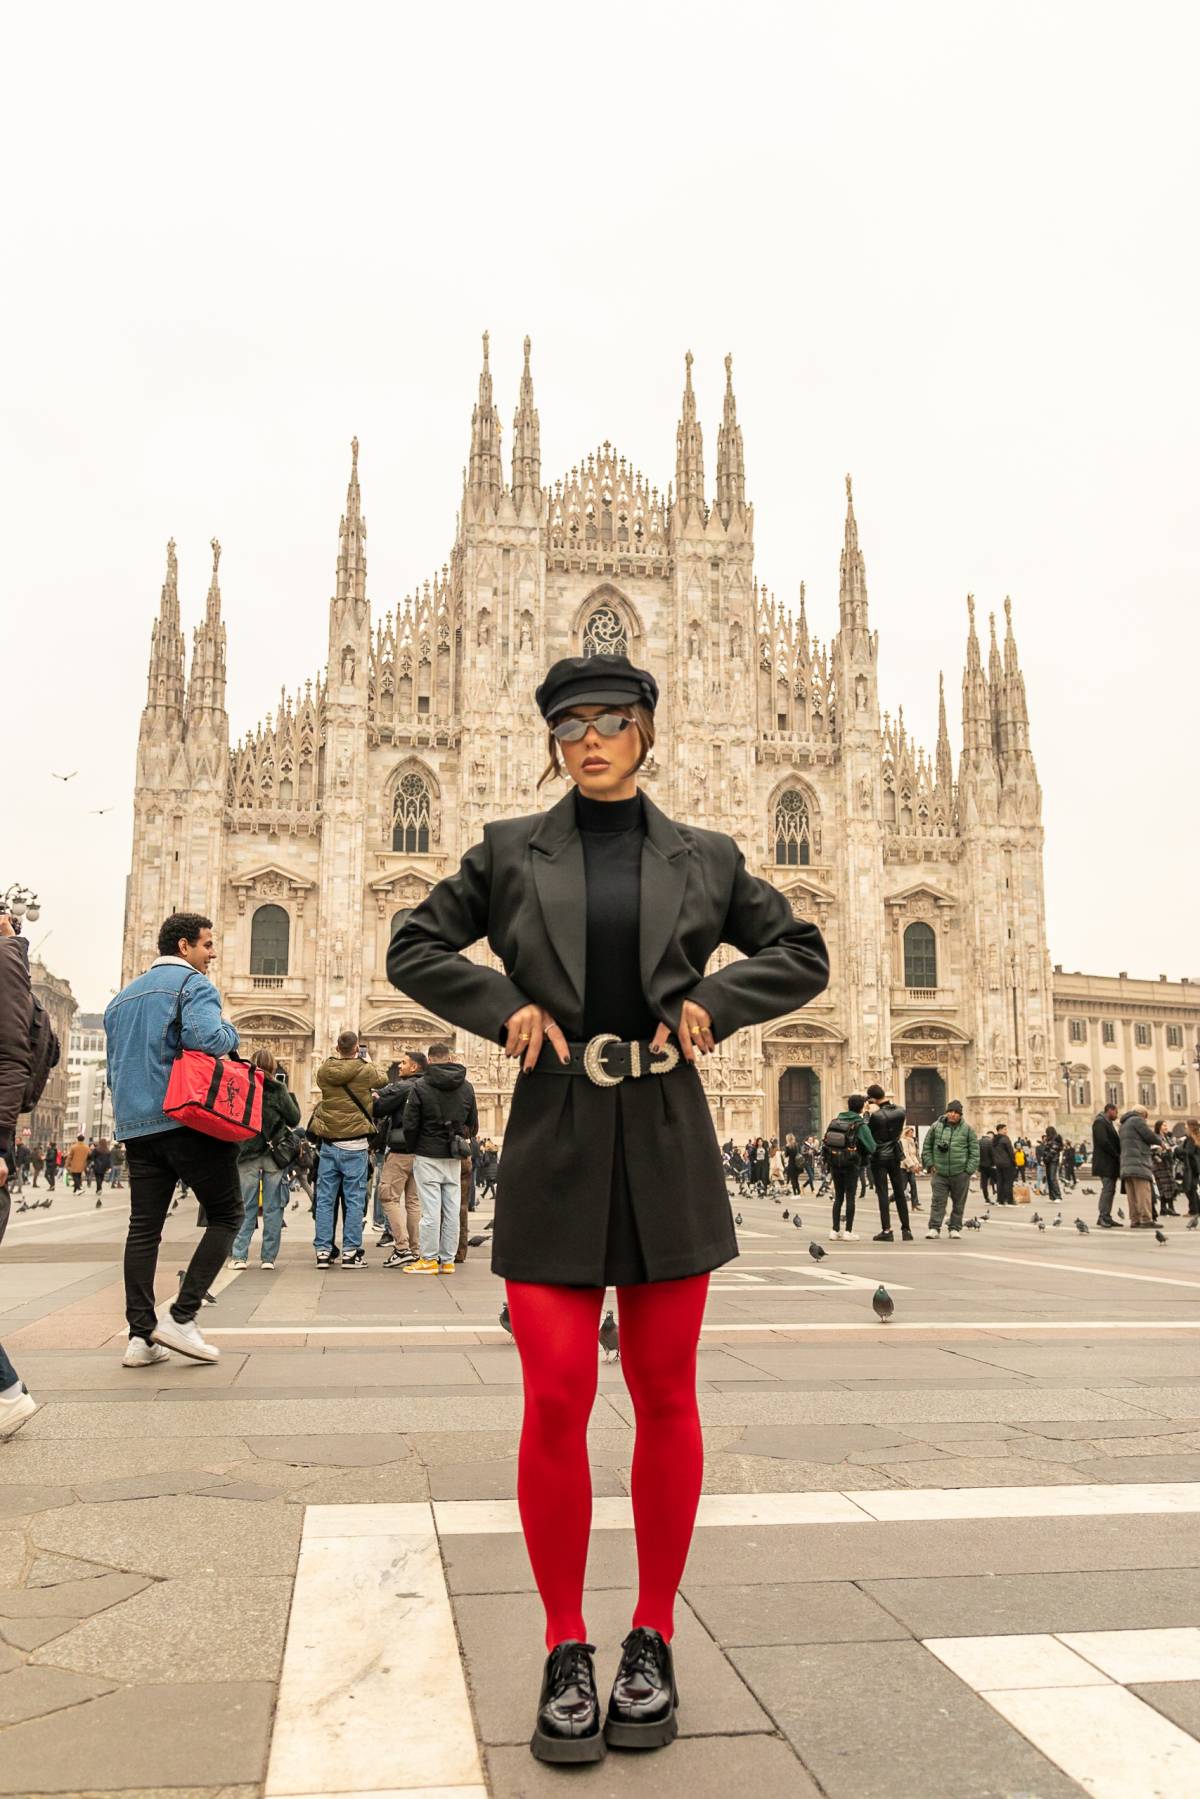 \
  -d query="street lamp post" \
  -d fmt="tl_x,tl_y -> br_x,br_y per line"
1059,1059 -> 1072,1125
0,884 -> 41,926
